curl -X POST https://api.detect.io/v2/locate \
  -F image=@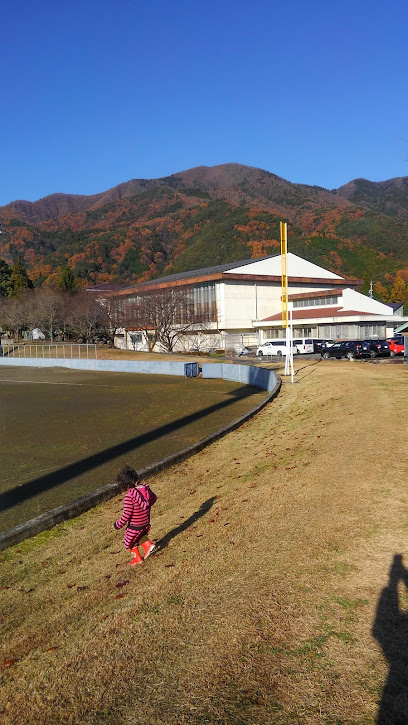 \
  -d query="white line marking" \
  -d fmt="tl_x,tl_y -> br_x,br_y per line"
0,379 -> 129,388
0,379 -> 85,386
